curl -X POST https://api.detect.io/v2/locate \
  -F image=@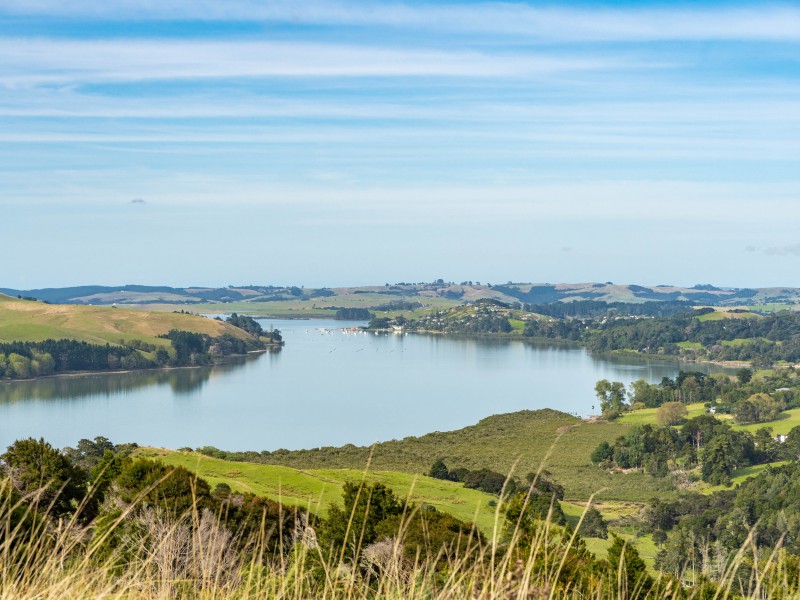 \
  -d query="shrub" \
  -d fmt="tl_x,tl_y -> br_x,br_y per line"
656,402 -> 688,426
